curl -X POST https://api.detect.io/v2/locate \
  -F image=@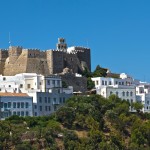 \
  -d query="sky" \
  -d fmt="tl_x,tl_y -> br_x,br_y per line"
0,0 -> 150,81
